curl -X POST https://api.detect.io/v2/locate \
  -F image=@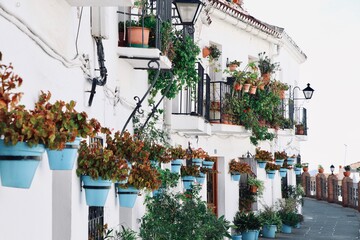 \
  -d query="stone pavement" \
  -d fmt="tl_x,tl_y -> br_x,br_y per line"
259,197 -> 360,240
